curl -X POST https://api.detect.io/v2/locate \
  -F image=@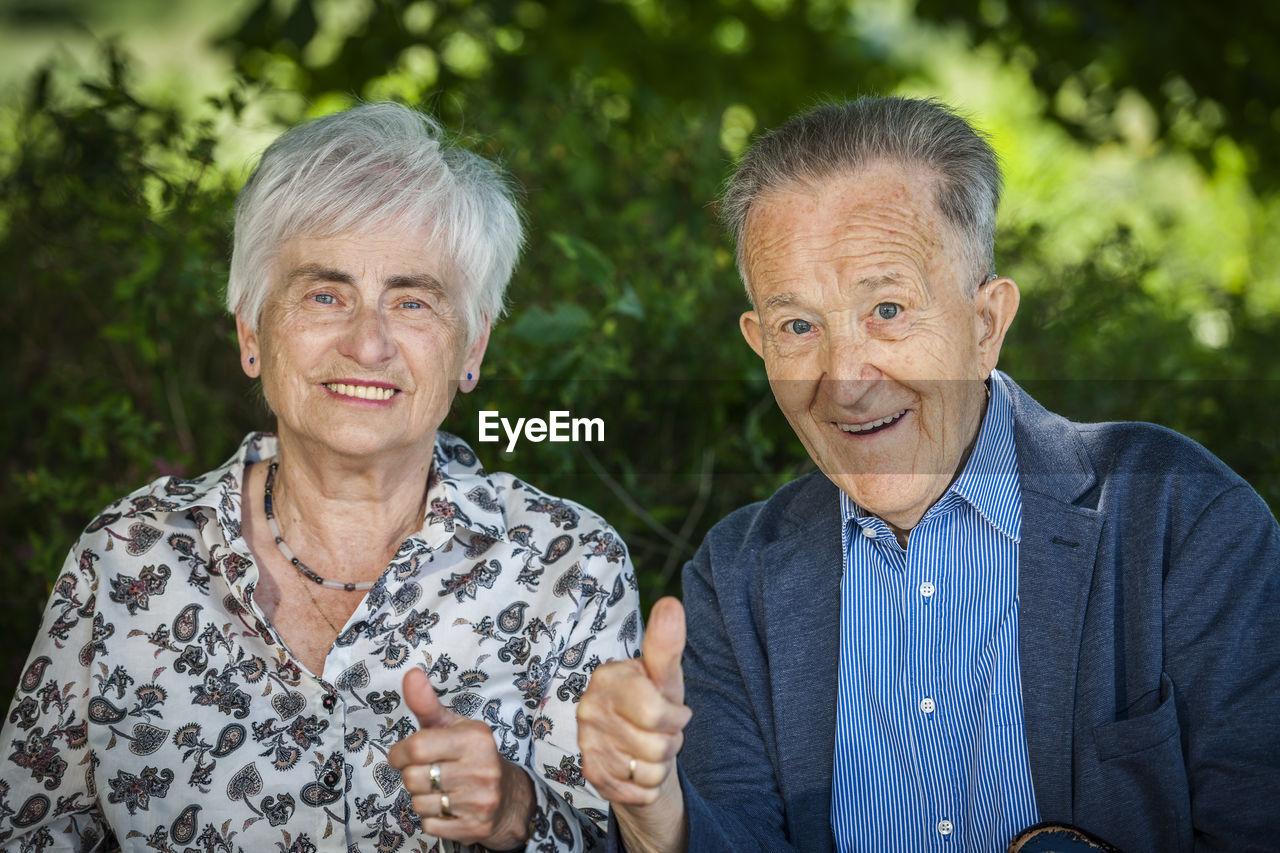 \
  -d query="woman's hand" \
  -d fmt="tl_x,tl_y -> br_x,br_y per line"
577,597 -> 692,853
389,668 -> 535,850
